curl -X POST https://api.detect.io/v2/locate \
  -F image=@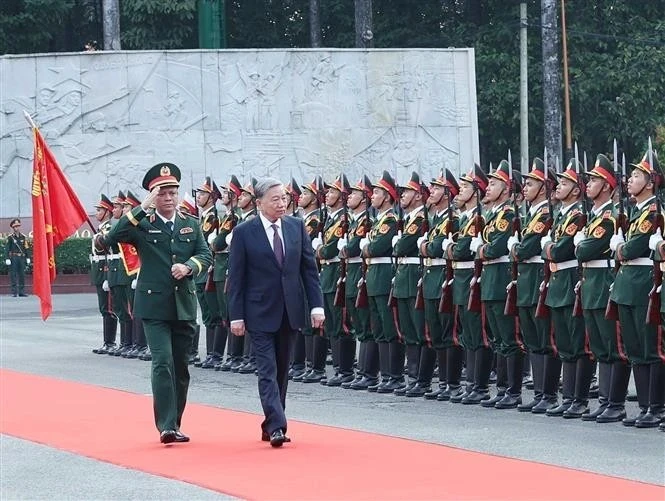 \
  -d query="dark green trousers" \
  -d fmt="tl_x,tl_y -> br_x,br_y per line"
484,300 -> 523,357
143,319 -> 195,432
215,277 -> 228,323
459,305 -> 487,351
550,305 -> 586,362
324,292 -> 352,339
424,299 -> 455,350
519,305 -> 552,355
110,285 -> 131,322
618,304 -> 659,365
196,283 -> 222,328
95,284 -> 113,319
369,294 -> 397,342
347,296 -> 371,342
397,297 -> 425,345
584,308 -> 623,363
